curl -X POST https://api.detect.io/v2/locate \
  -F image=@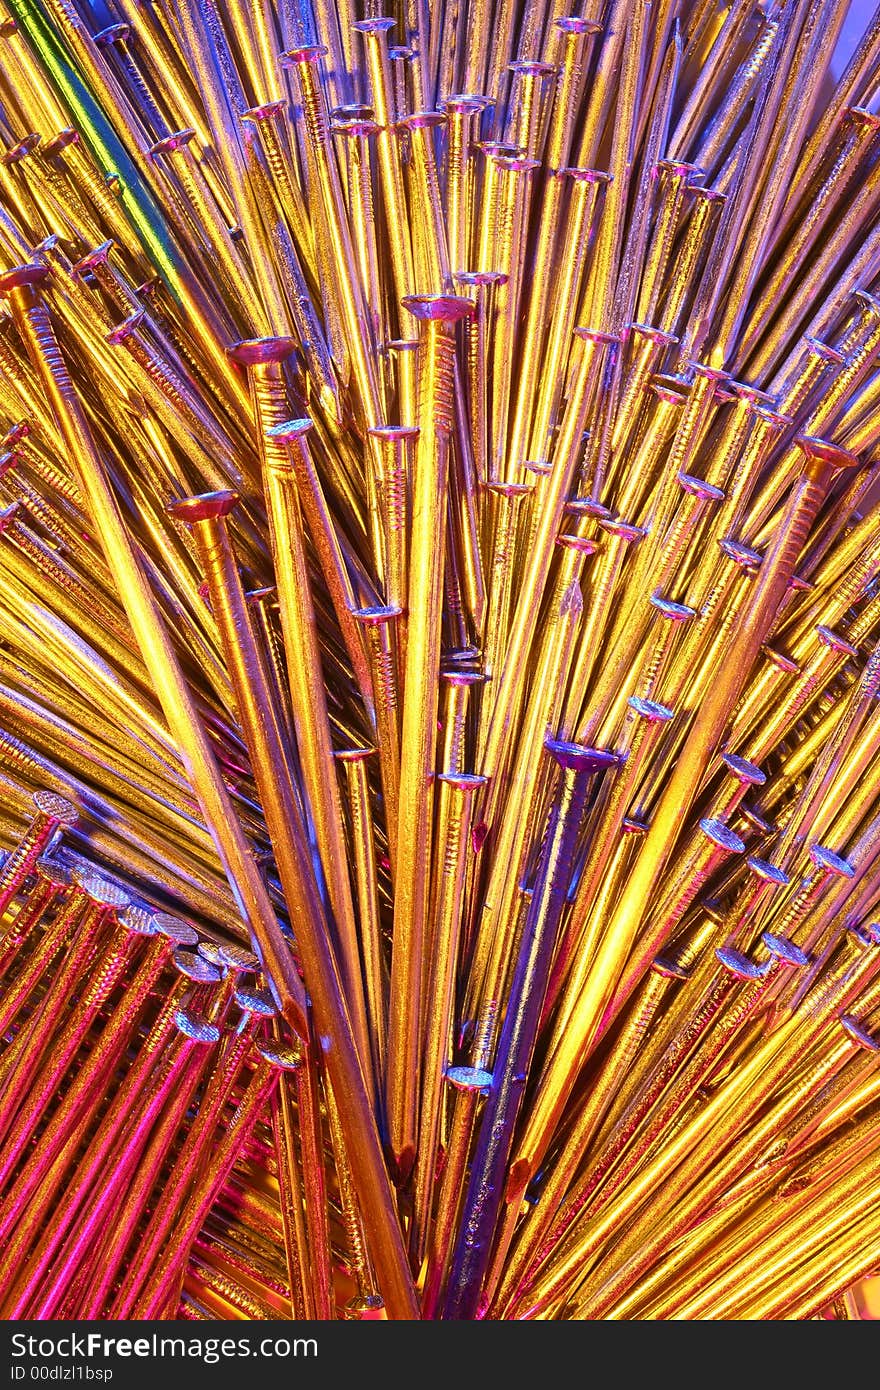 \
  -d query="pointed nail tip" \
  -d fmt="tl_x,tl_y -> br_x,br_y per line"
391,1145 -> 416,1186
505,1156 -> 533,1201
281,996 -> 310,1043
